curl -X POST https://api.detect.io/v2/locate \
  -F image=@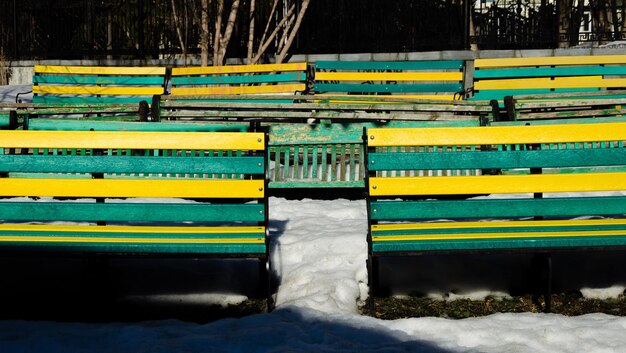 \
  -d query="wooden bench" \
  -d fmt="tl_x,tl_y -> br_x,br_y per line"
498,90 -> 626,124
313,60 -> 467,102
169,62 -> 308,102
0,129 -> 270,300
32,65 -> 167,104
470,55 -> 626,103
151,95 -> 491,189
365,122 -> 626,311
